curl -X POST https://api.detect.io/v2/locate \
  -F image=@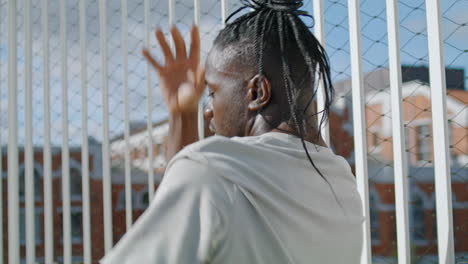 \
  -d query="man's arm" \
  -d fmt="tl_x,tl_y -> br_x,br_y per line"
100,158 -> 227,264
166,110 -> 199,161
143,26 -> 206,161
